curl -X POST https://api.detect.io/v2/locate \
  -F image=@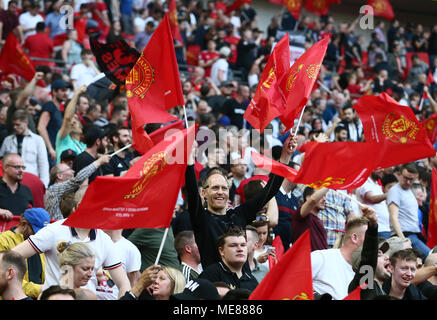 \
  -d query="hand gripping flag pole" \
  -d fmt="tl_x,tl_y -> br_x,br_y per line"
109,143 -> 133,157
